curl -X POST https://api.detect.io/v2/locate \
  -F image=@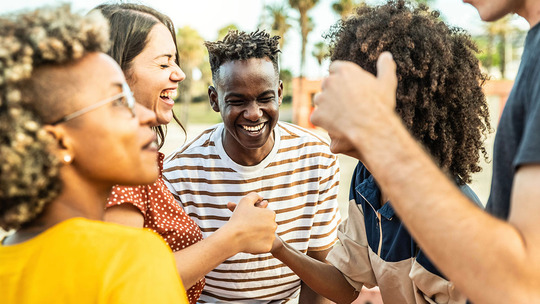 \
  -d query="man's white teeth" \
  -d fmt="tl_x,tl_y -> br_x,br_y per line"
160,90 -> 177,99
243,123 -> 264,132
